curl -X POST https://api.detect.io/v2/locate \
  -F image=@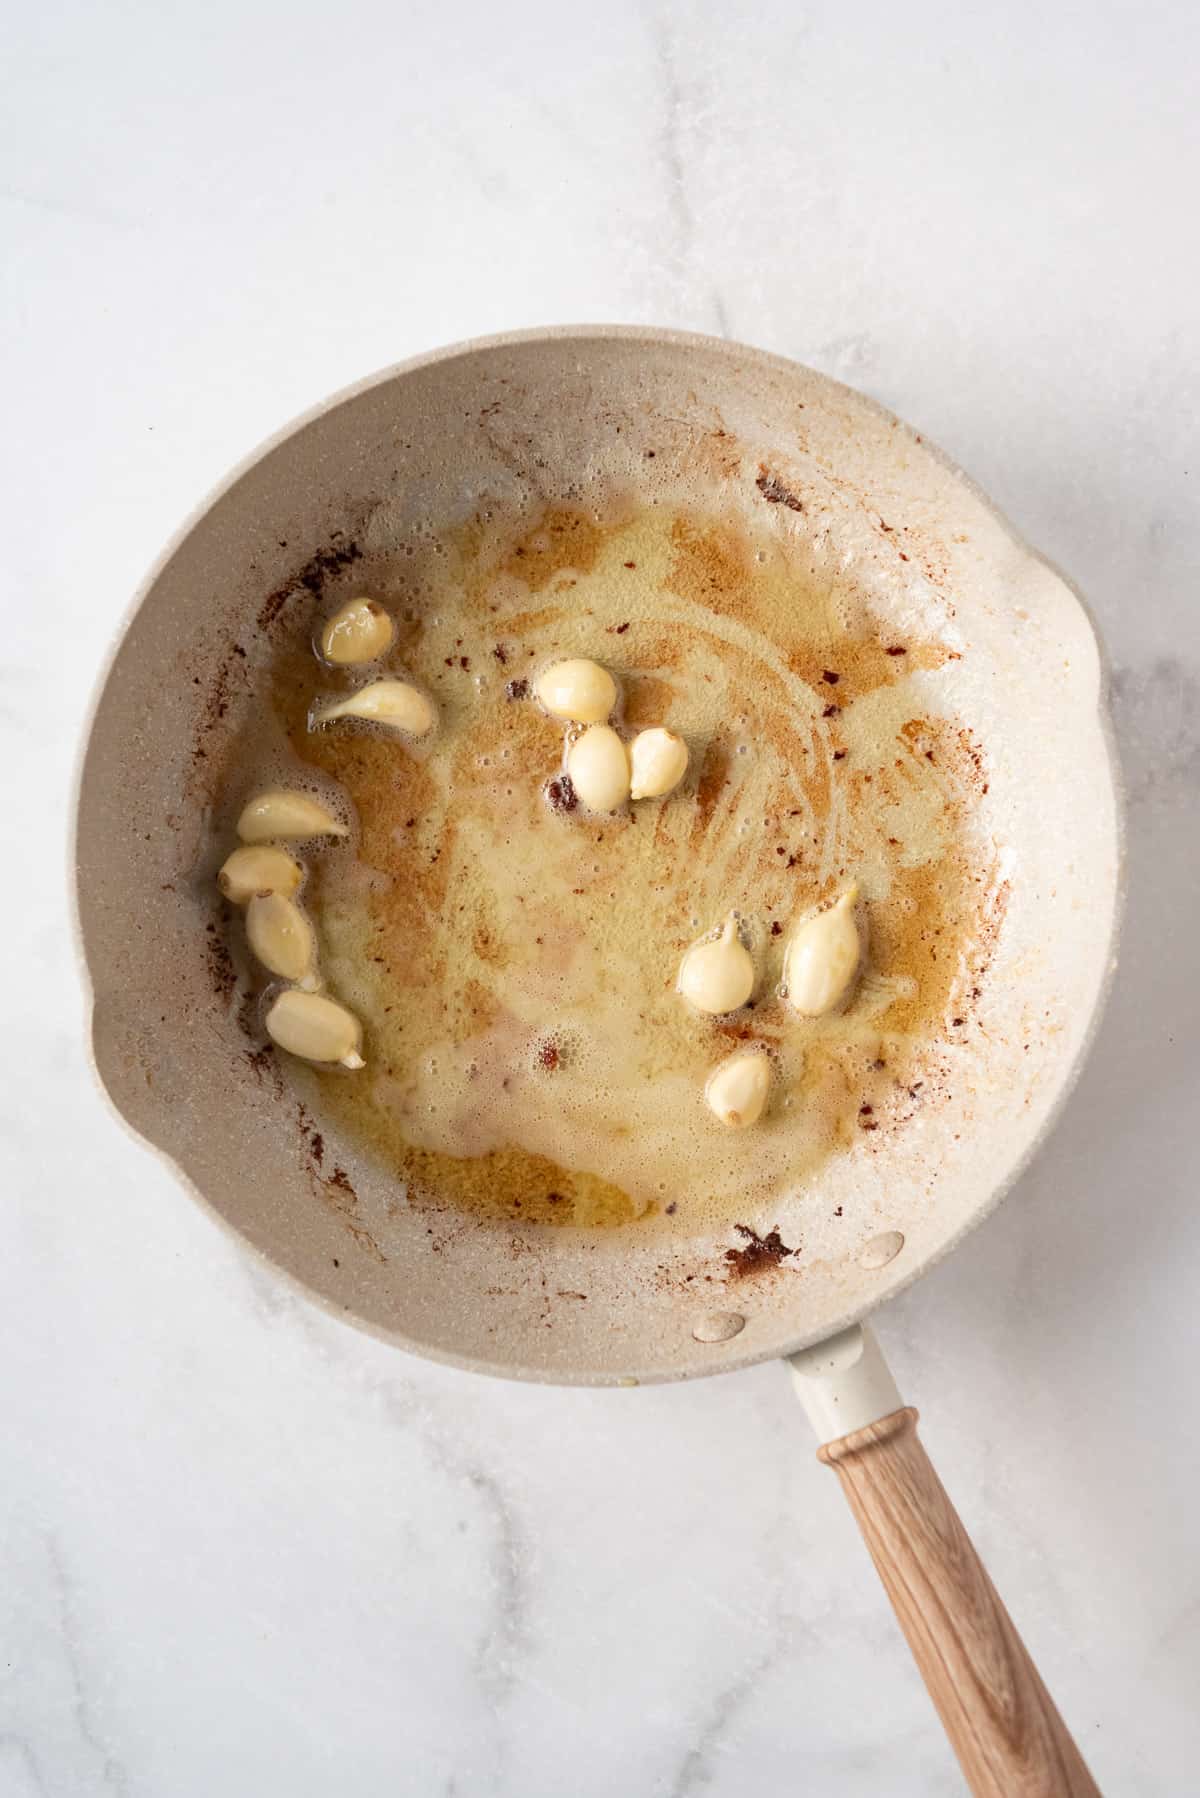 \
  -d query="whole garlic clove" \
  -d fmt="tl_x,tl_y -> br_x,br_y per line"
705,1049 -> 771,1128
236,790 -> 348,843
533,658 -> 617,724
319,598 -> 394,665
265,989 -> 364,1068
783,885 -> 862,1016
678,914 -> 755,1015
246,893 -> 320,989
565,725 -> 631,812
311,678 -> 437,738
218,845 -> 303,906
630,727 -> 689,800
